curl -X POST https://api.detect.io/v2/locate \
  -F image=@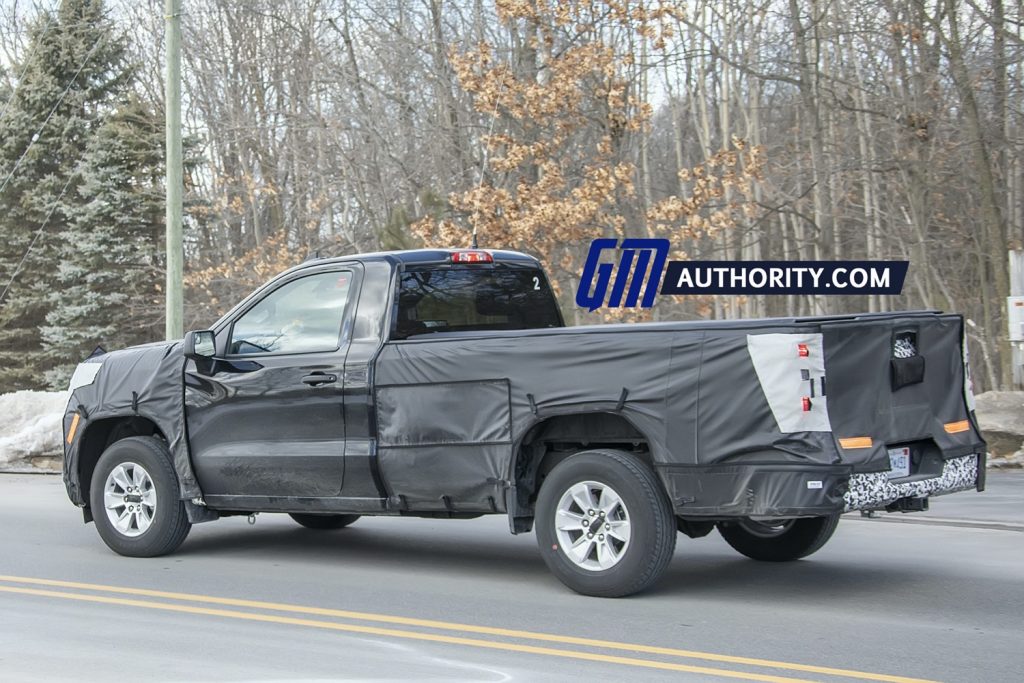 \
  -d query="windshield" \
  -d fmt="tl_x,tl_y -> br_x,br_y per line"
394,266 -> 563,339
